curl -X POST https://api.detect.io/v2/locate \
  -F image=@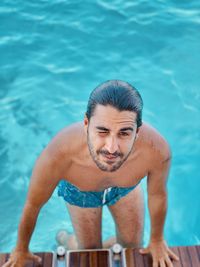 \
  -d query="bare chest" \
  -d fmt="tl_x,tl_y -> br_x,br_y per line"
61,157 -> 148,191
